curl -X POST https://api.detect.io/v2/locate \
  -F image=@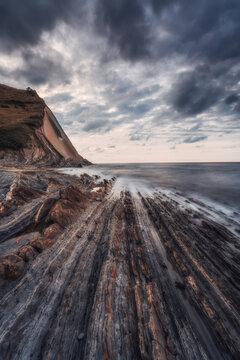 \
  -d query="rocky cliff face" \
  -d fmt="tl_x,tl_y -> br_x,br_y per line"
0,84 -> 89,166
